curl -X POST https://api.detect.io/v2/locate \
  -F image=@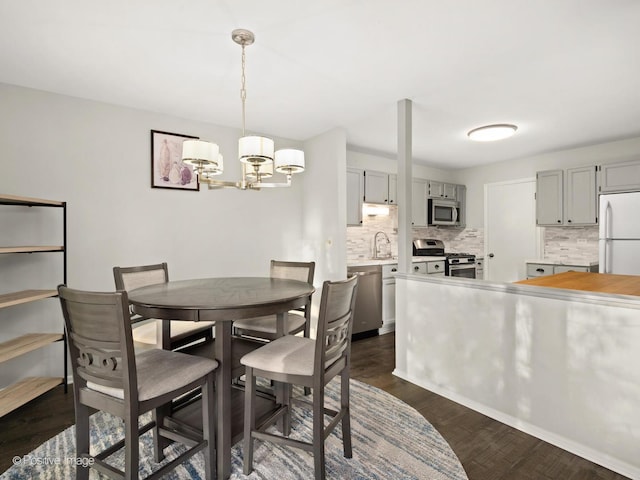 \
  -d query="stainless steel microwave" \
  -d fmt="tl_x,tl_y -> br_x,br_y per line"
428,198 -> 460,226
